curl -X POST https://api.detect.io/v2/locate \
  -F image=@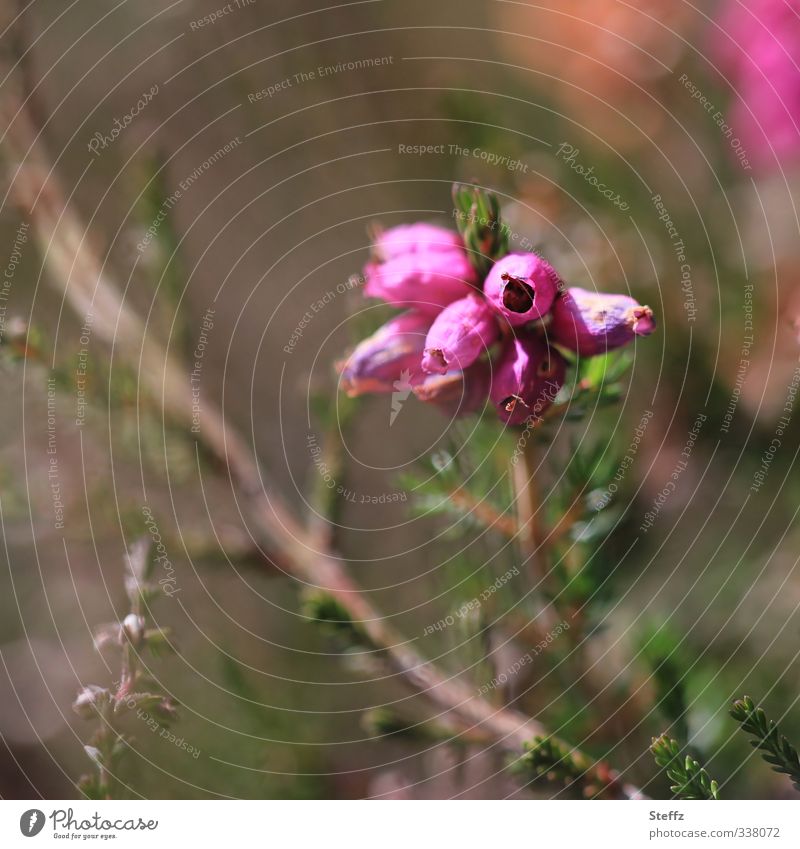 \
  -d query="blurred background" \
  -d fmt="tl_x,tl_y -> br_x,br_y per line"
1,0 -> 800,799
